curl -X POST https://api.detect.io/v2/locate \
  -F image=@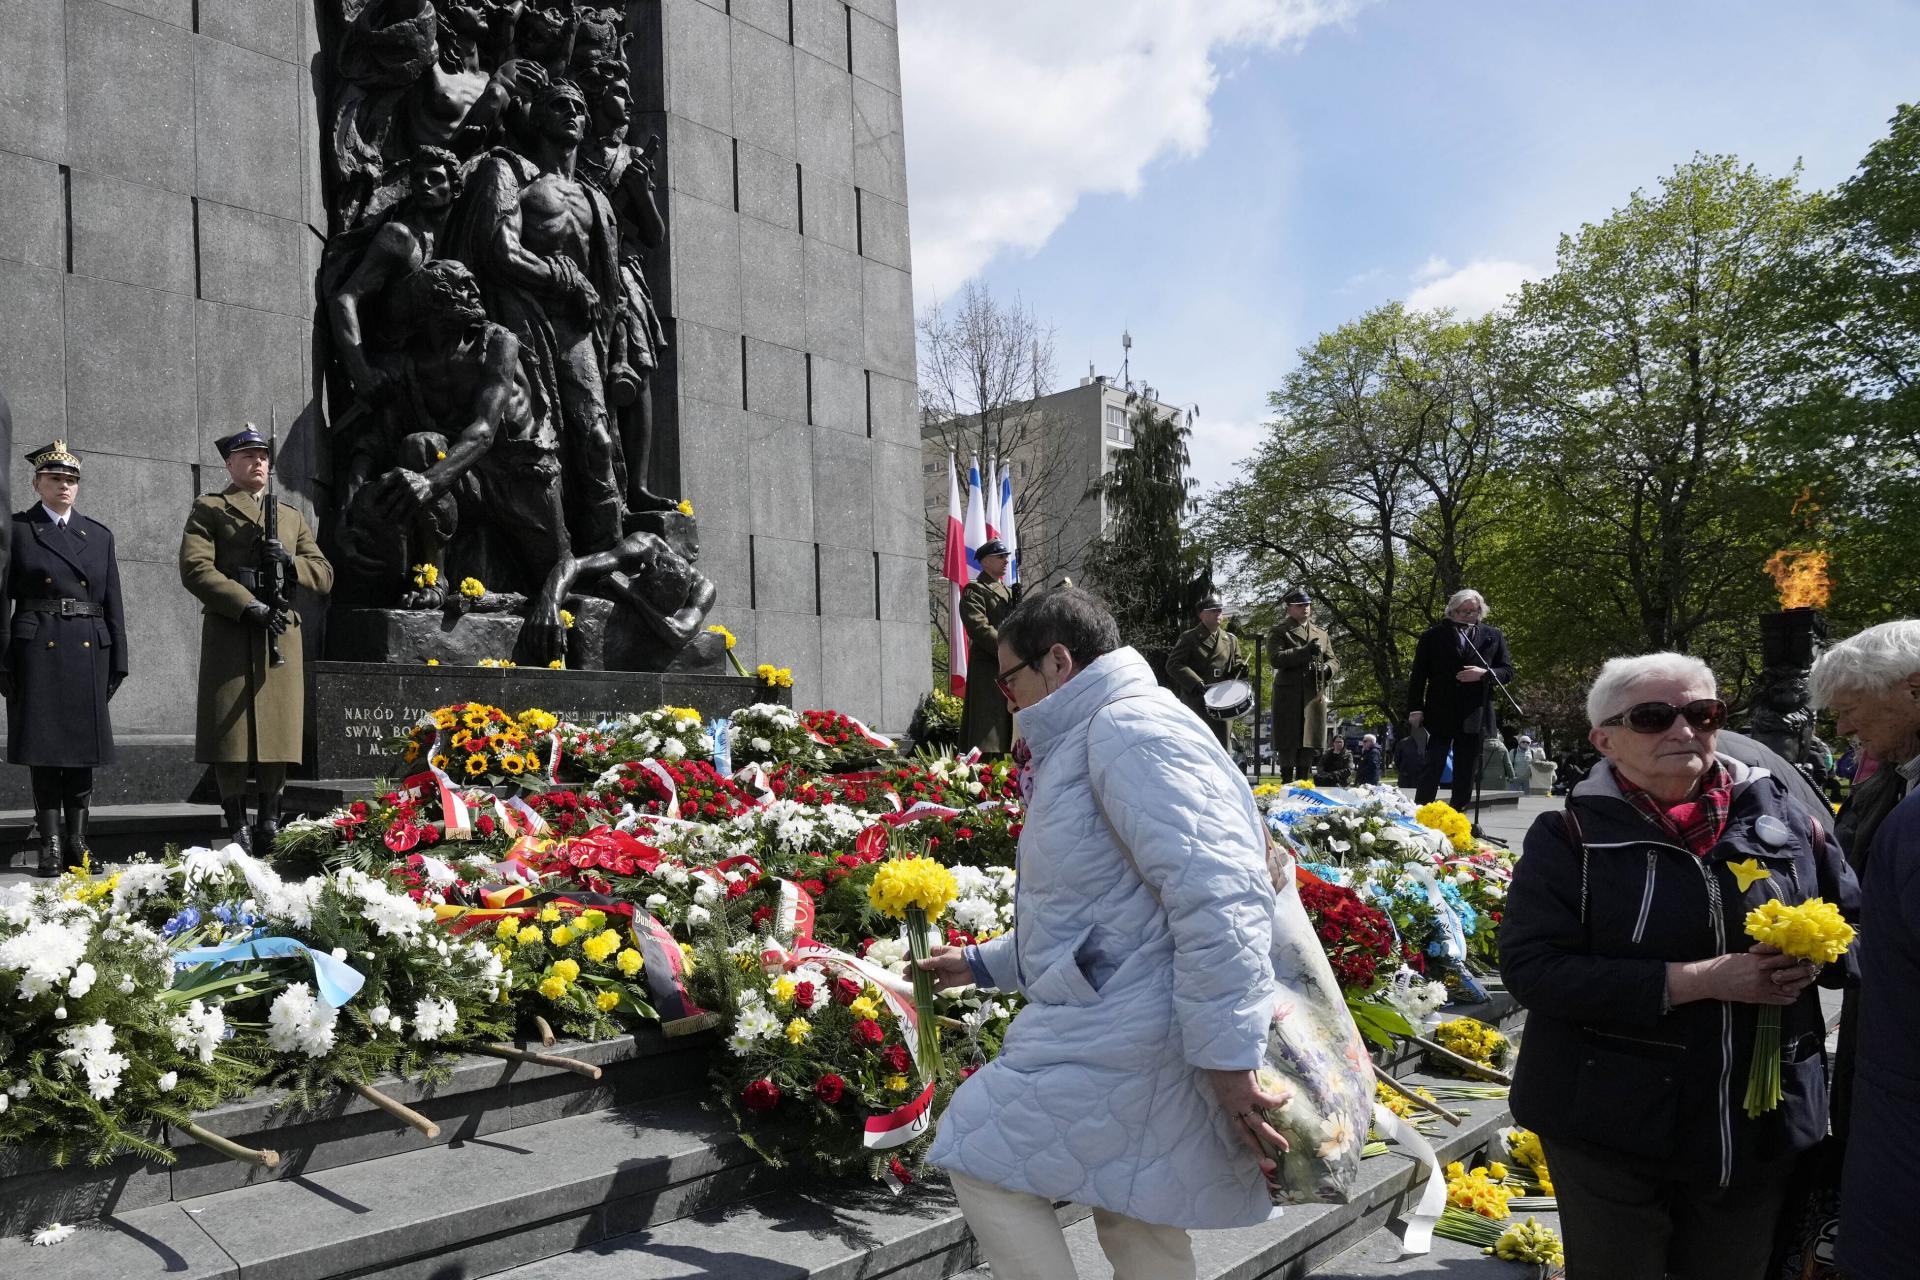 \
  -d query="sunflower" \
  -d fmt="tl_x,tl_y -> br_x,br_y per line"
451,729 -> 474,748
464,753 -> 490,776
433,709 -> 458,731
522,750 -> 543,772
488,732 -> 518,752
501,754 -> 526,775
402,742 -> 421,763
431,753 -> 450,770
463,708 -> 489,731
